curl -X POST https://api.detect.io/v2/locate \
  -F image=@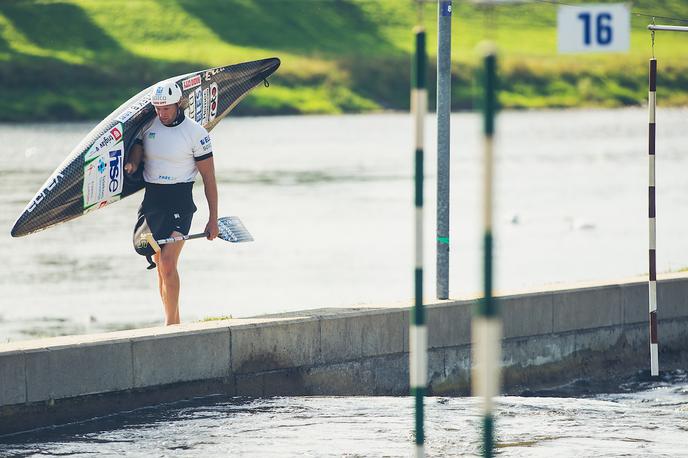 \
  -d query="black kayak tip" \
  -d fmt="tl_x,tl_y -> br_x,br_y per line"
10,218 -> 27,237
